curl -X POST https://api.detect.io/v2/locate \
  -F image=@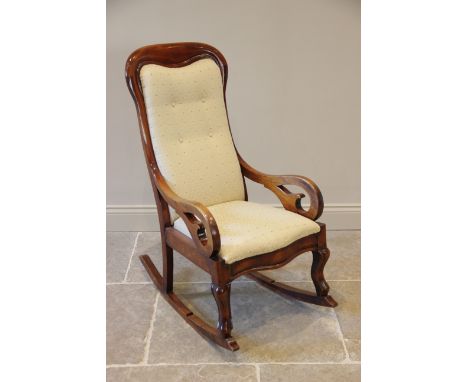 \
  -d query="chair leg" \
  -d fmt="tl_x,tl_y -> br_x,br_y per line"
140,254 -> 240,351
311,248 -> 331,297
162,242 -> 173,293
211,282 -> 233,338
246,246 -> 338,307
